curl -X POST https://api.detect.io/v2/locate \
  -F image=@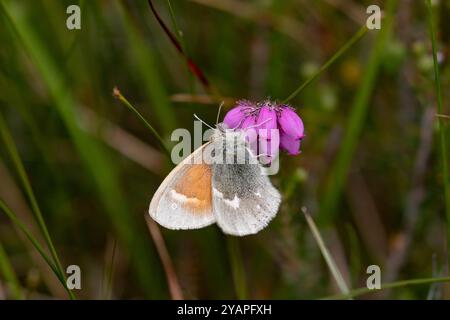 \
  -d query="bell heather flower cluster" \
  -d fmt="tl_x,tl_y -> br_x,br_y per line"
223,100 -> 304,161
